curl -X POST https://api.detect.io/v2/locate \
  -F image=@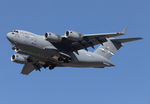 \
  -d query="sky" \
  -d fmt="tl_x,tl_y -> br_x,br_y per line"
0,0 -> 149,104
